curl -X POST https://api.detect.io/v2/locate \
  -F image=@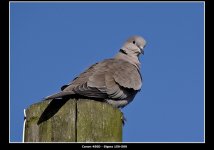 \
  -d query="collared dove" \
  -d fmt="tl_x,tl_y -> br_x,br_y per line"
44,36 -> 146,108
